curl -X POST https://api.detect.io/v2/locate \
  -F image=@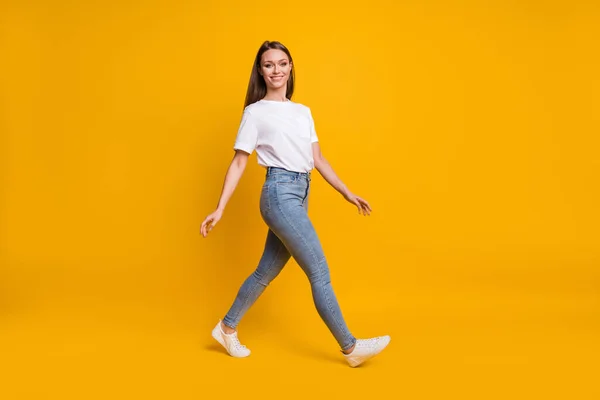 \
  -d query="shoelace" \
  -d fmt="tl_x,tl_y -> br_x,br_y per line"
227,333 -> 248,351
356,337 -> 379,348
